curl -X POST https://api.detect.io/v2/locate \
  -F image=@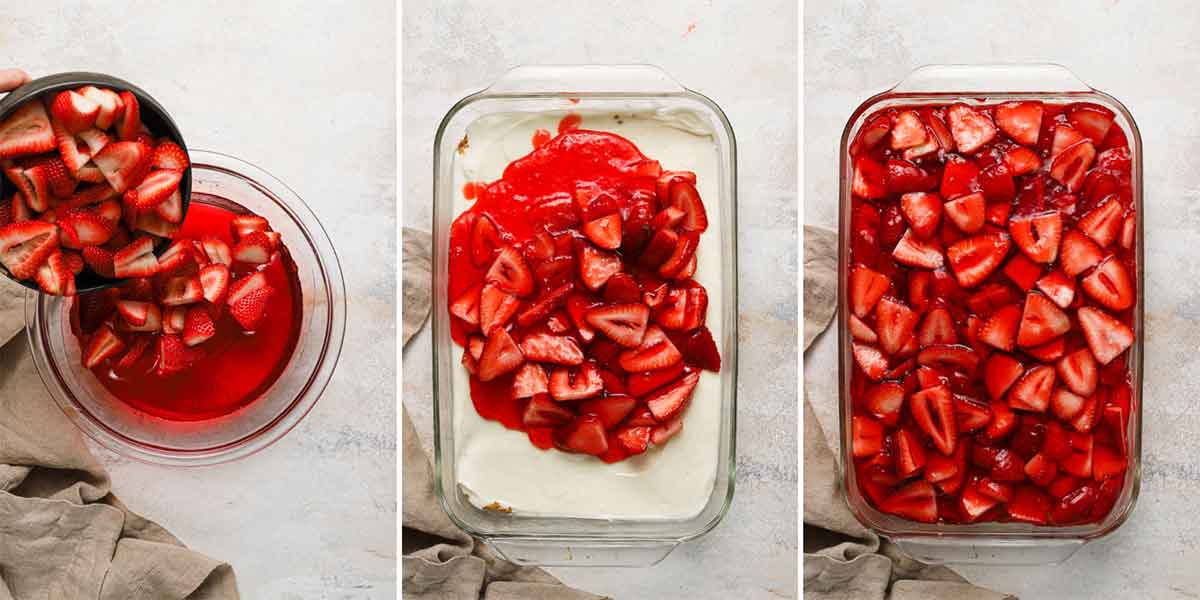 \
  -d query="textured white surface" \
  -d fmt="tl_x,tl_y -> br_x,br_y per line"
403,1 -> 798,597
1,2 -> 396,598
805,2 -> 1200,598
